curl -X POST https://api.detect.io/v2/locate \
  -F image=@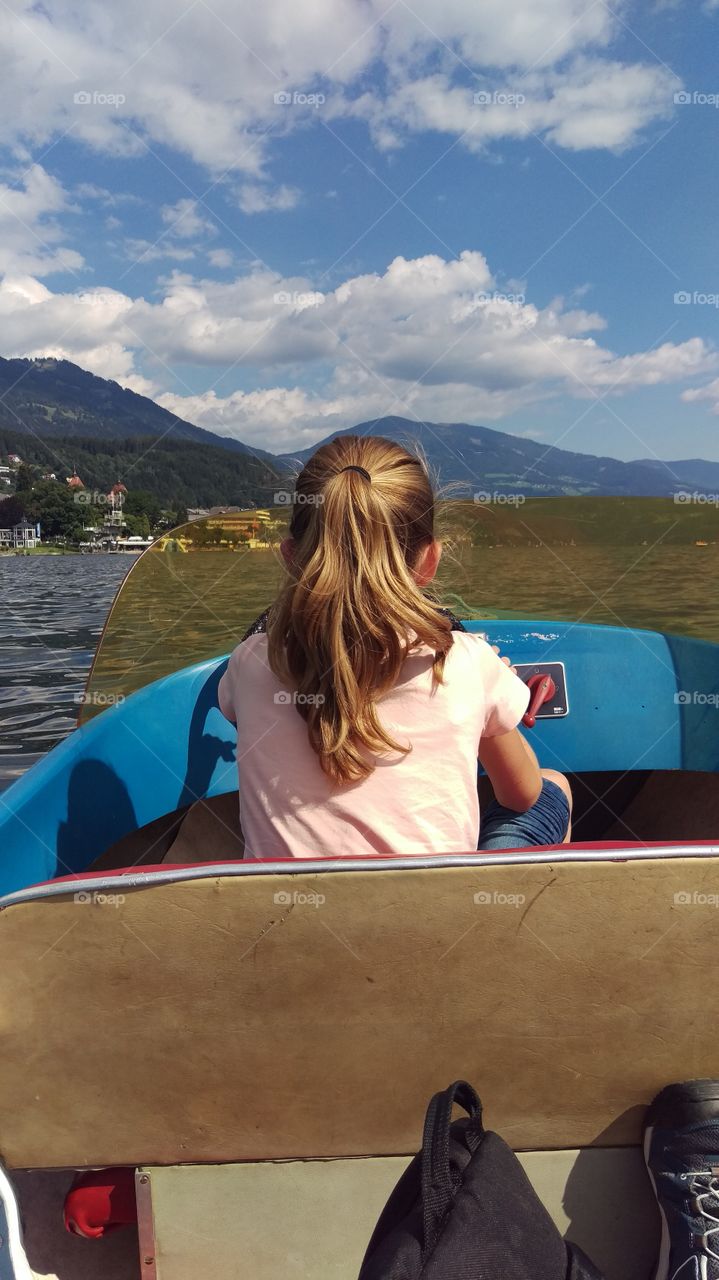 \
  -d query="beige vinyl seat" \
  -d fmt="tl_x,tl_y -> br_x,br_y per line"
1,847 -> 717,1279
